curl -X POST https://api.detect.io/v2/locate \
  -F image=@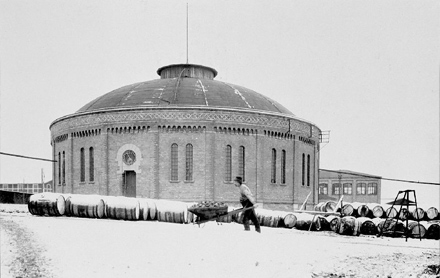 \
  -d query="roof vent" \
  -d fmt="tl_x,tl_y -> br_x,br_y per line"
157,64 -> 217,80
